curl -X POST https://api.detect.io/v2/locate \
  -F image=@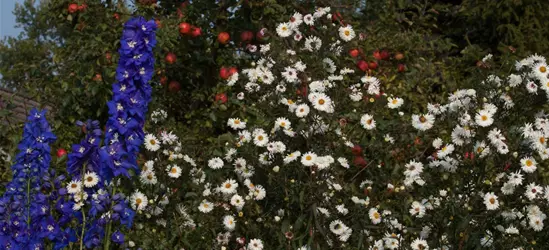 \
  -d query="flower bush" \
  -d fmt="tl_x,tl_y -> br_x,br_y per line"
3,4 -> 549,250
126,8 -> 549,250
